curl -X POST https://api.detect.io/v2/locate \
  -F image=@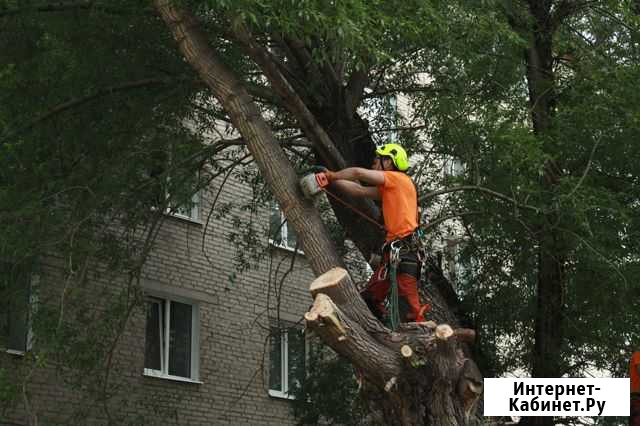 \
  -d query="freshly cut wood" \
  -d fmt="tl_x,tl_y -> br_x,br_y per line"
435,324 -> 454,340
400,345 -> 413,358
305,292 -> 403,390
309,267 -> 389,337
309,267 -> 351,304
